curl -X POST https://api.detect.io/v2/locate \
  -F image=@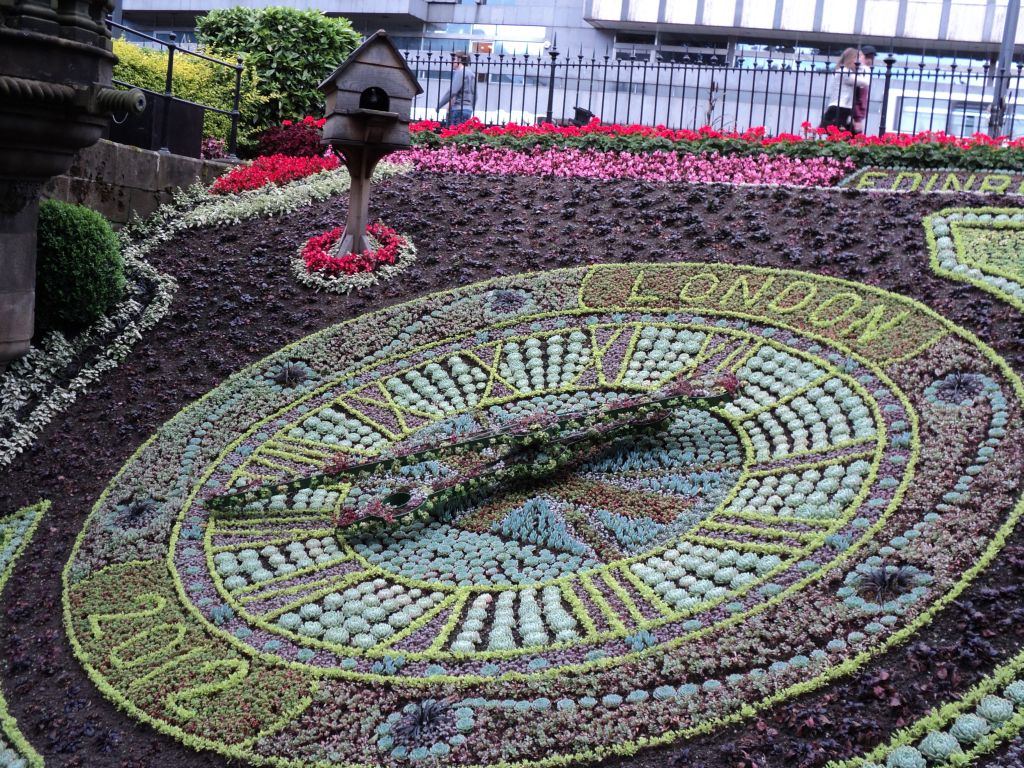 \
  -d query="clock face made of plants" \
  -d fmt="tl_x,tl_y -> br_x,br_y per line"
64,263 -> 1024,768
